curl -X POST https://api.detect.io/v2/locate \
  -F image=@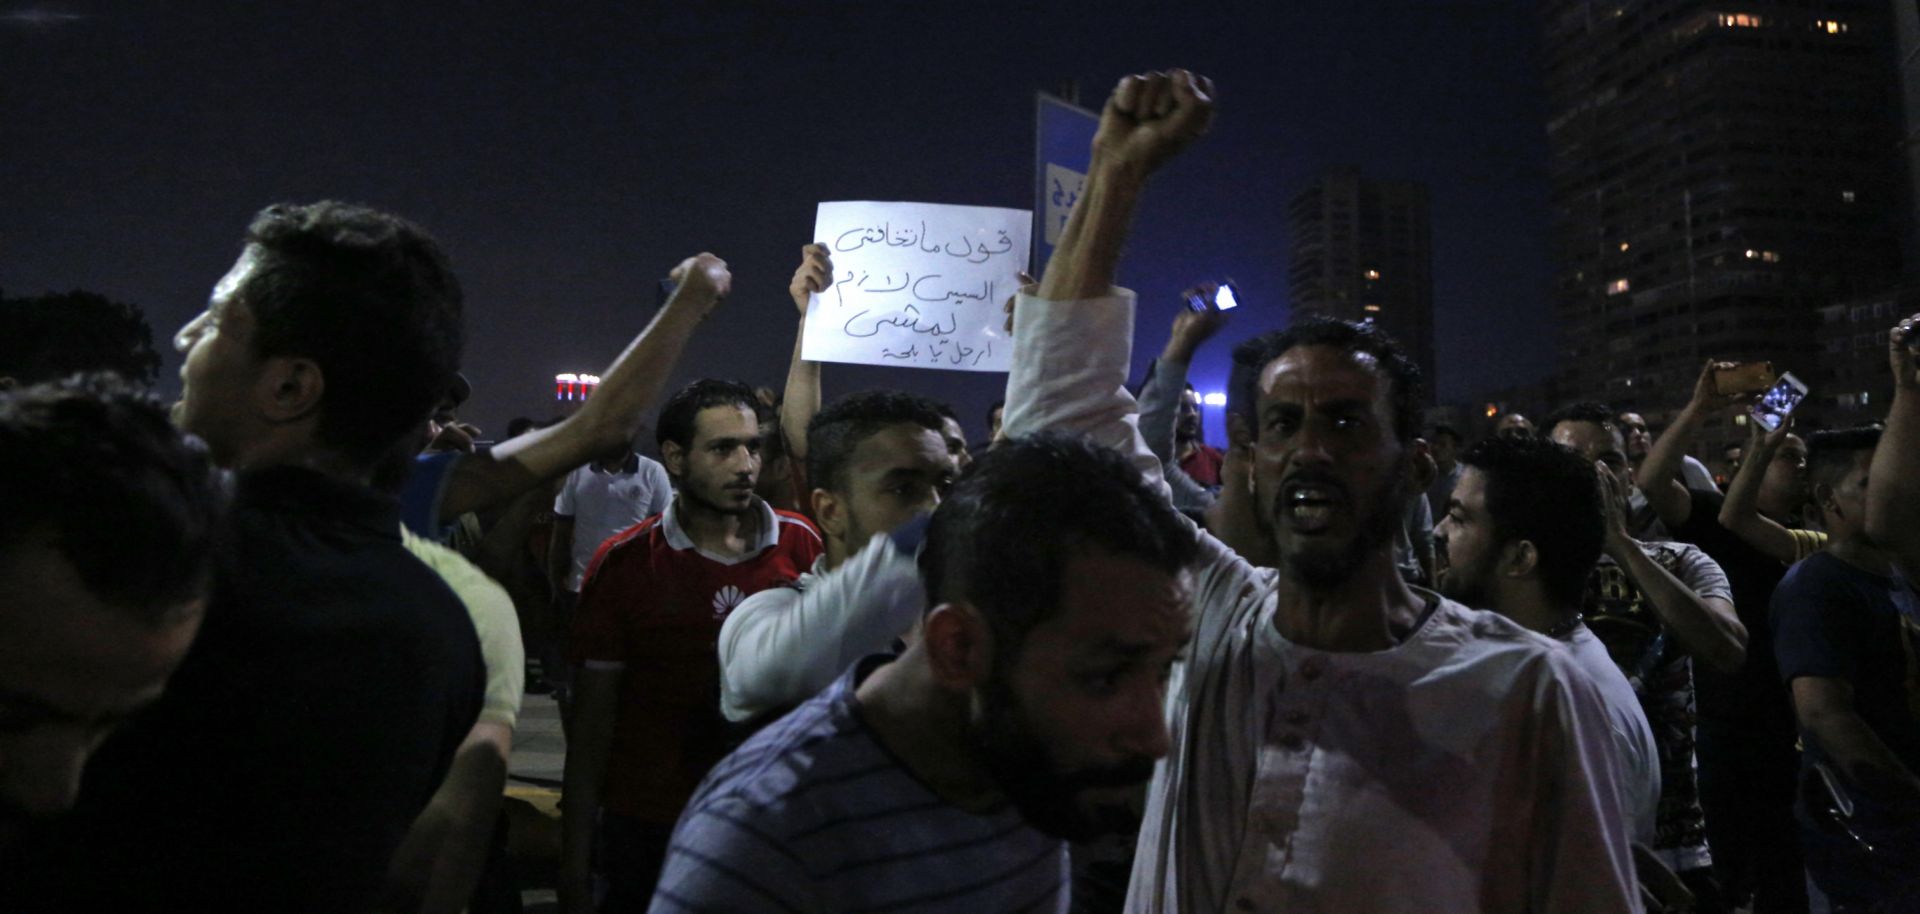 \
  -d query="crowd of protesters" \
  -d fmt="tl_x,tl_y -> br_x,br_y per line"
3,69 -> 1918,914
